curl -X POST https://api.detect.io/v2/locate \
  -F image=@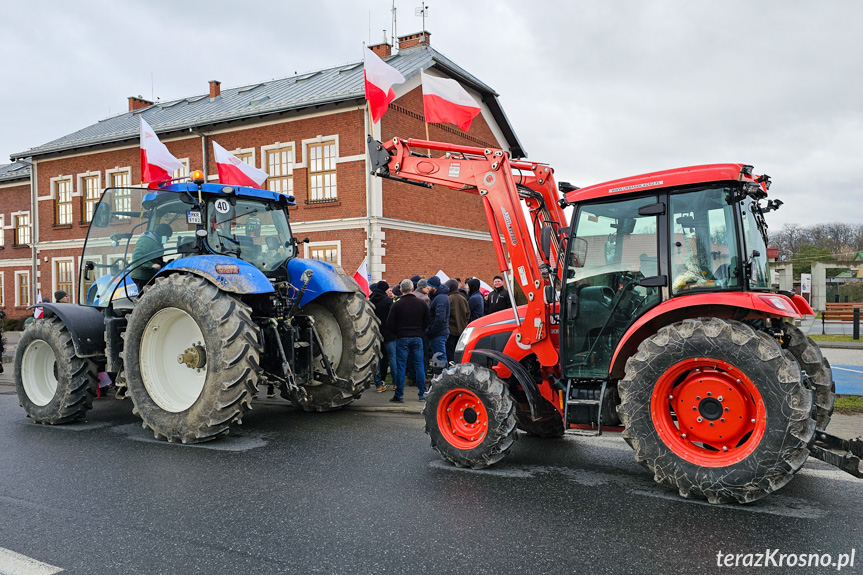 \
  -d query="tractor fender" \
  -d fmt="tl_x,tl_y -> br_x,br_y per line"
158,255 -> 275,294
469,349 -> 550,422
608,292 -> 804,379
287,258 -> 357,306
29,304 -> 106,358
